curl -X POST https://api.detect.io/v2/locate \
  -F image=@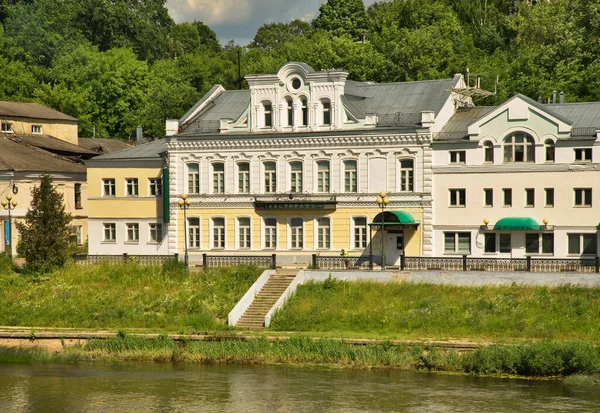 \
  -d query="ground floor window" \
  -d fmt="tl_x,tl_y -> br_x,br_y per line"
316,217 -> 330,249
264,218 -> 277,249
568,233 -> 597,255
212,218 -> 225,249
188,218 -> 200,248
353,217 -> 367,249
238,217 -> 251,249
126,223 -> 139,243
499,234 -> 511,253
444,232 -> 470,254
290,218 -> 304,249
149,223 -> 163,242
70,225 -> 83,246
526,233 -> 554,255
103,223 -> 116,242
